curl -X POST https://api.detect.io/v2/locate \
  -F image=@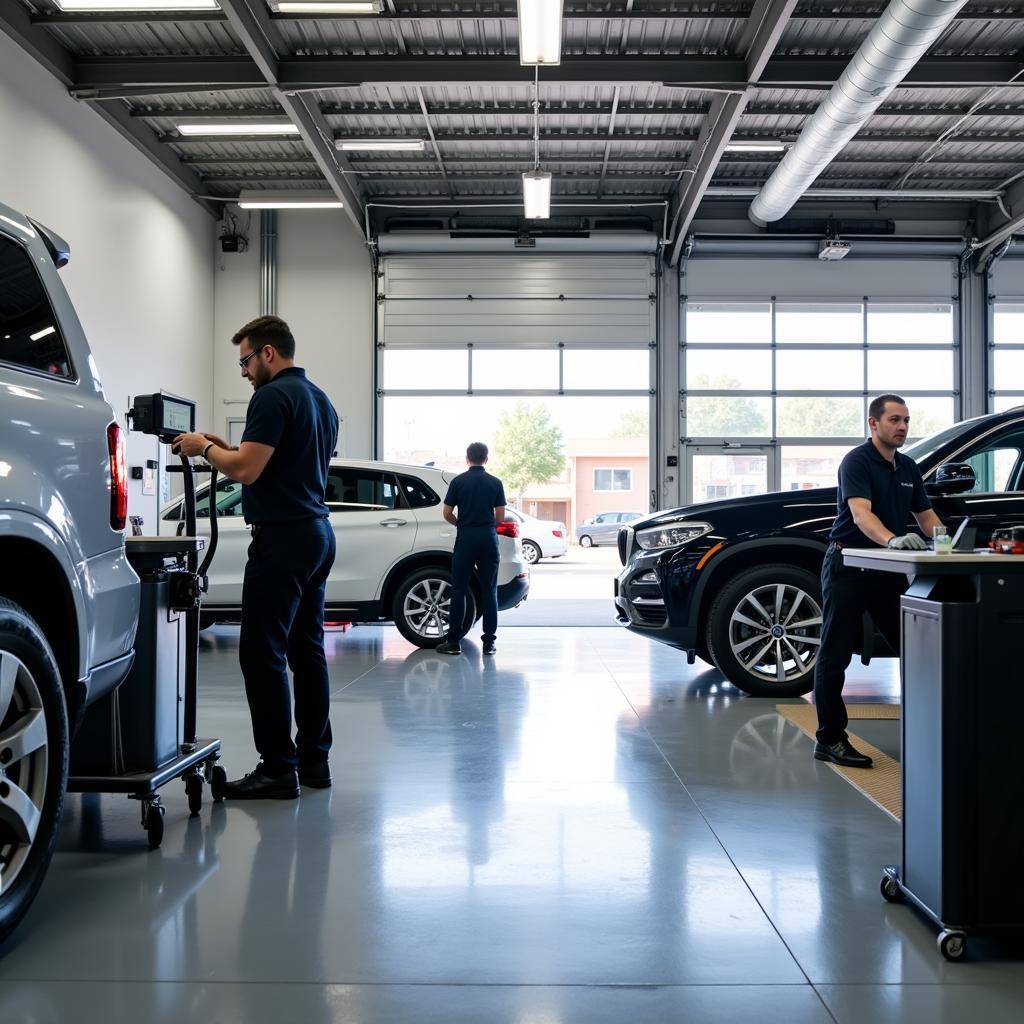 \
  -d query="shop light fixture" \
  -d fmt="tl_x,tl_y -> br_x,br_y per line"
724,140 -> 786,152
517,0 -> 563,66
270,0 -> 382,12
176,121 -> 300,136
522,171 -> 552,219
238,190 -> 343,209
54,0 -> 218,9
335,138 -> 426,152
